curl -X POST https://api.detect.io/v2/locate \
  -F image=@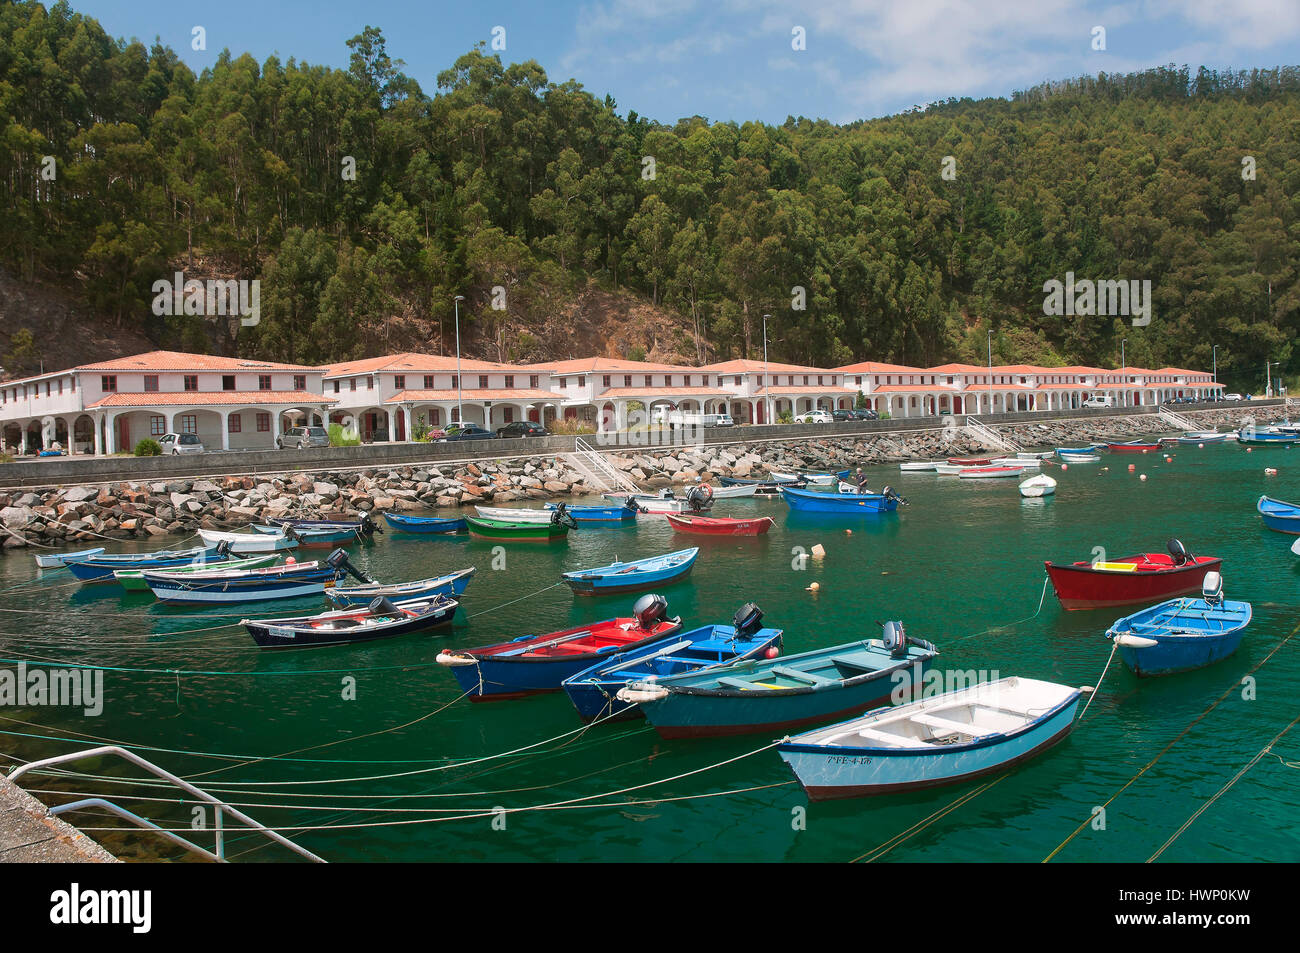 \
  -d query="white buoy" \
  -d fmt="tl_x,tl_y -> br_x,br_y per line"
1140,474 -> 1148,482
